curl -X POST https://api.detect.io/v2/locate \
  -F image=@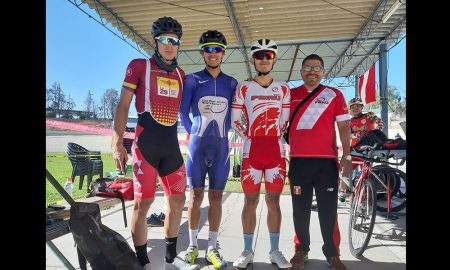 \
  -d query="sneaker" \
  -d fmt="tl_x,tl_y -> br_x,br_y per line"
184,246 -> 200,270
143,263 -> 152,270
158,212 -> 166,221
269,250 -> 292,268
290,251 -> 309,269
233,250 -> 254,268
326,256 -> 347,270
338,190 -> 351,202
147,213 -> 164,227
206,248 -> 227,269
